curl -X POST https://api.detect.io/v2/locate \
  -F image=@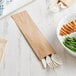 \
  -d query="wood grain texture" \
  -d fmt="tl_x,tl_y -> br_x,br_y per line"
12,11 -> 56,60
